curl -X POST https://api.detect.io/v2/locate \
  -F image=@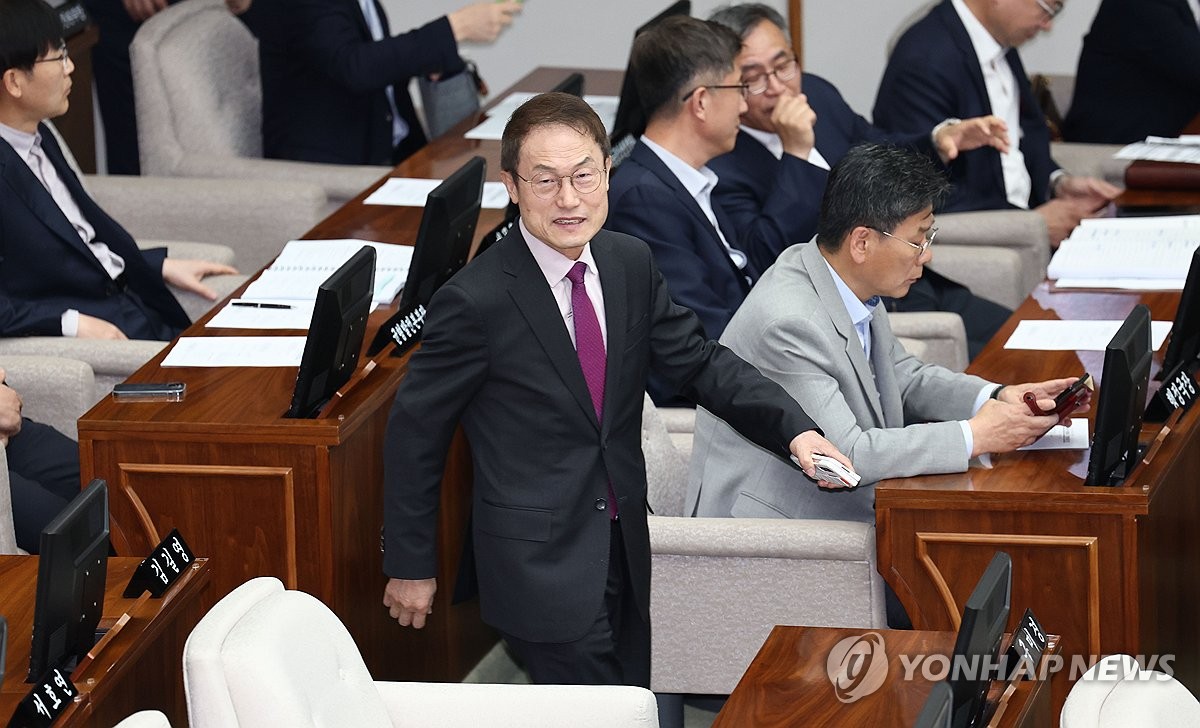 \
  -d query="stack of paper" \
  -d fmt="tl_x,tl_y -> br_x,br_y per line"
1047,215 -> 1200,289
241,239 -> 415,306
363,178 -> 511,208
1115,135 -> 1200,164
464,93 -> 620,141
